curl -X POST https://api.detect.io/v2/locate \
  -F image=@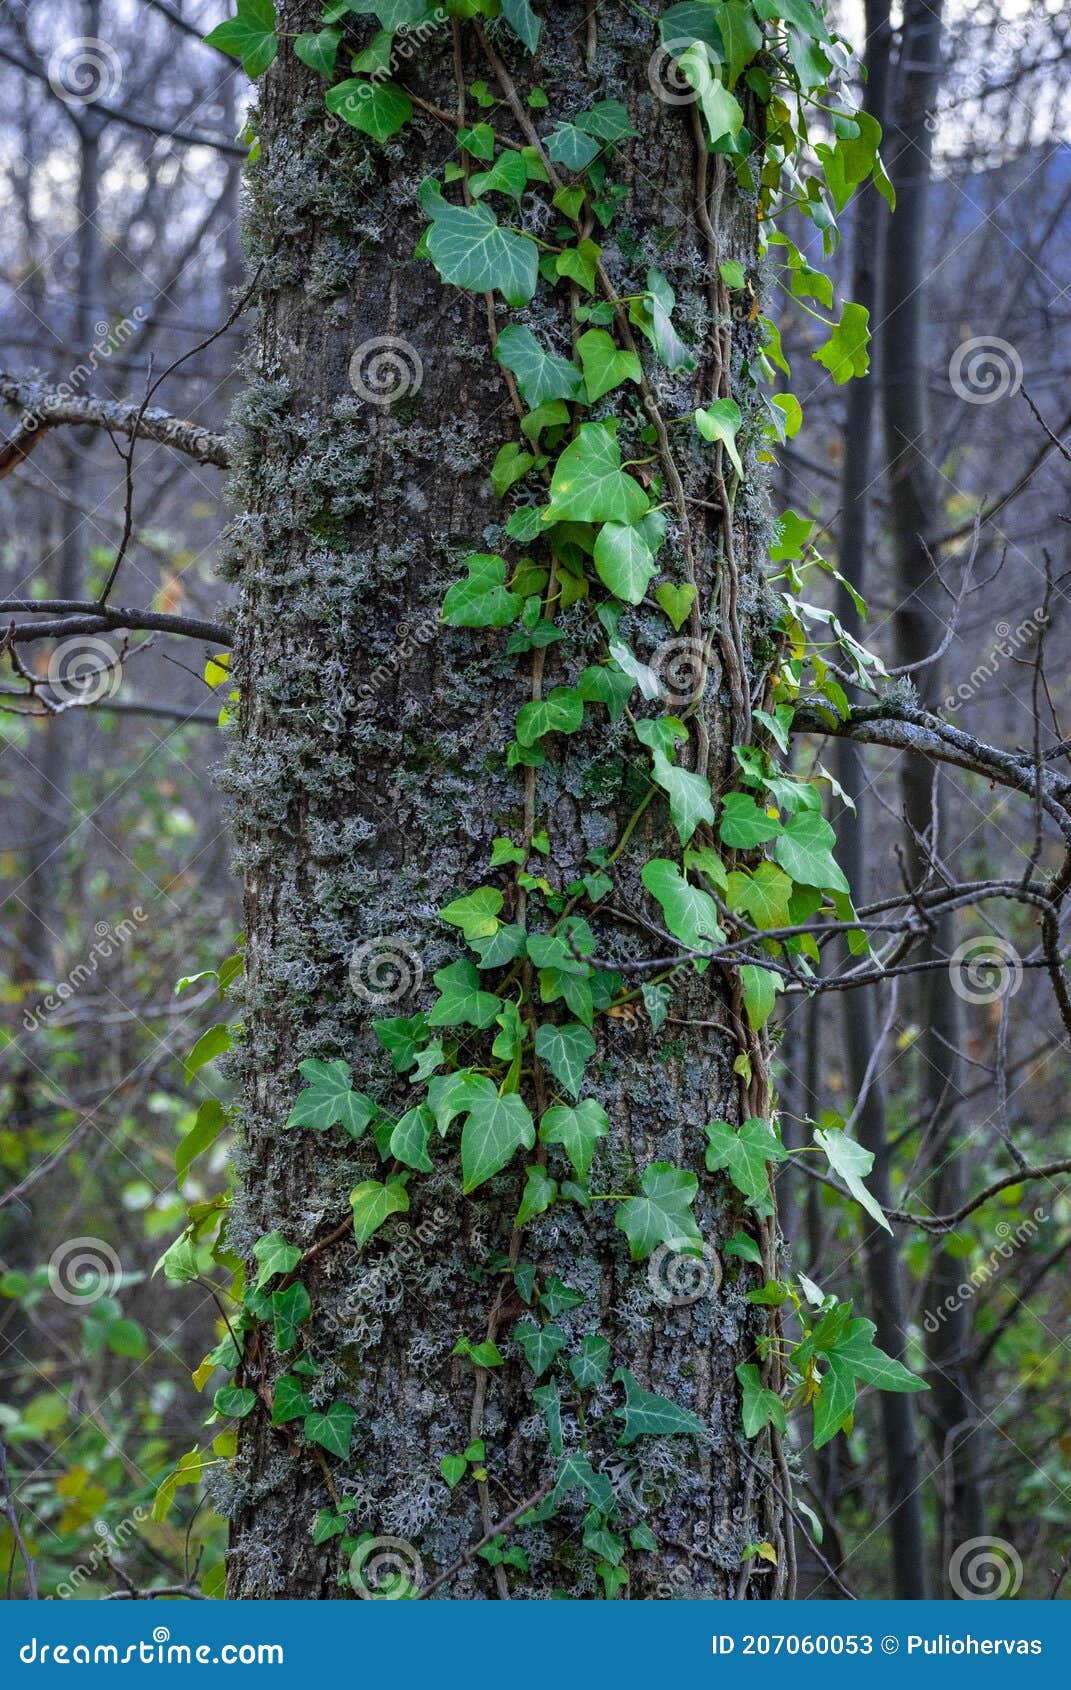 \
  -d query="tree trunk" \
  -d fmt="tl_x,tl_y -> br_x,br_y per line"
836,0 -> 929,1601
221,1 -> 783,1600
881,0 -> 986,1581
